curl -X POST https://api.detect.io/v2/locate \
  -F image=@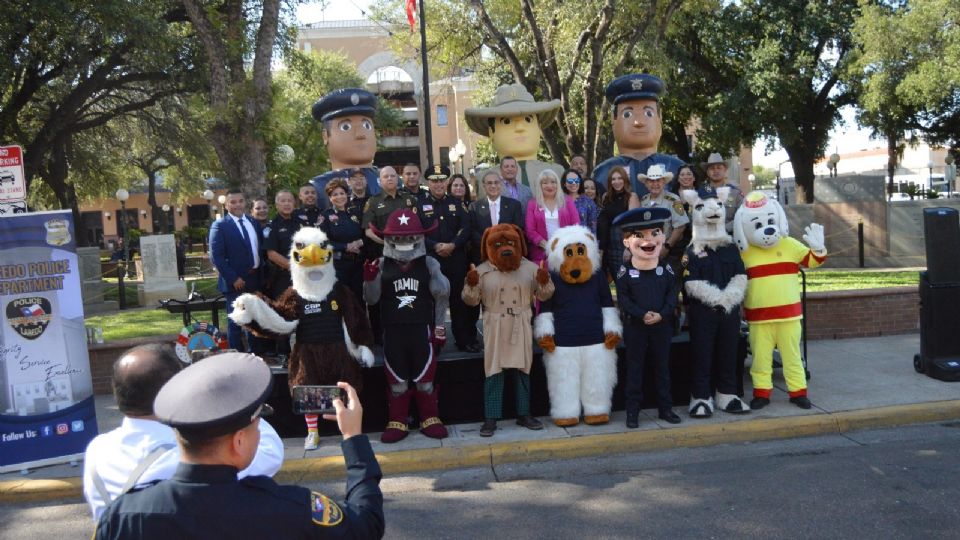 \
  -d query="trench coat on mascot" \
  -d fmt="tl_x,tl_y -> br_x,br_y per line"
534,226 -> 622,426
228,227 -> 375,449
592,74 -> 684,199
309,88 -> 382,209
363,209 -> 451,443
464,84 -> 564,193
733,192 -> 827,410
